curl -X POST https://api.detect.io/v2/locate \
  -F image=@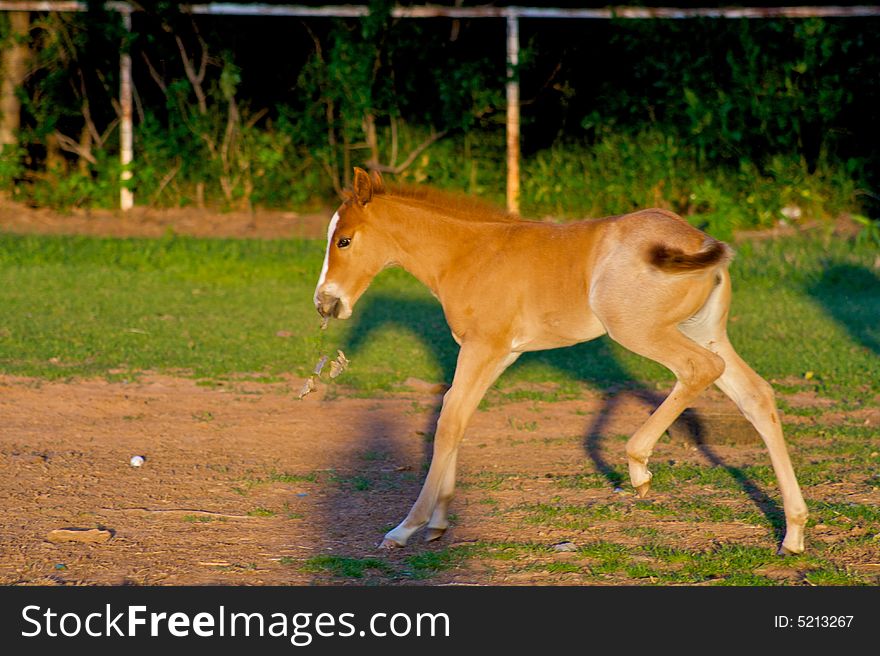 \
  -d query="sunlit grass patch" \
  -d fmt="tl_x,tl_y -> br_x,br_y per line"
457,471 -> 513,491
648,461 -> 777,492
302,555 -> 394,579
182,514 -> 225,523
641,497 -> 768,525
552,472 -> 612,490
802,568 -> 870,586
577,542 -> 632,575
0,233 -> 876,400
518,502 -> 630,527
810,502 -> 880,527
232,470 -> 318,495
526,562 -> 582,575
